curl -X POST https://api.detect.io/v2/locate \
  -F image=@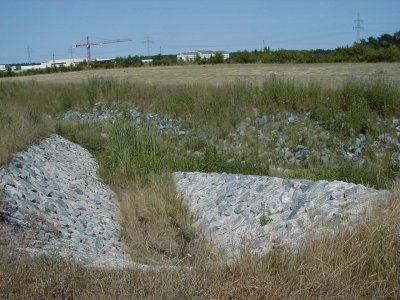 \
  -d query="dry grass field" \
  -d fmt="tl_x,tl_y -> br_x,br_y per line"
2,62 -> 400,87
